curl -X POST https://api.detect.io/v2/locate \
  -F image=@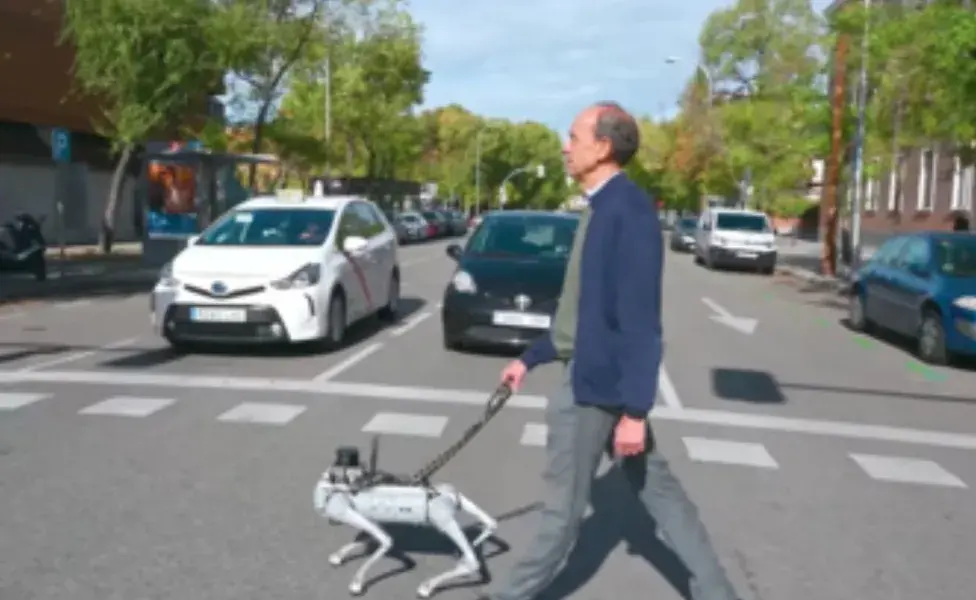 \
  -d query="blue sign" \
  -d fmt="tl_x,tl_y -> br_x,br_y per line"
146,210 -> 198,239
51,128 -> 71,163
